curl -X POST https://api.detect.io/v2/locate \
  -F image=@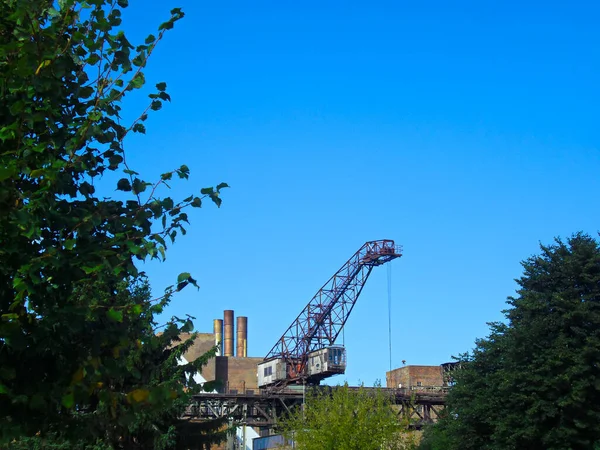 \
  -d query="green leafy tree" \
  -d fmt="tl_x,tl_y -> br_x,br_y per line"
0,0 -> 227,447
281,383 -> 419,450
420,233 -> 600,450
